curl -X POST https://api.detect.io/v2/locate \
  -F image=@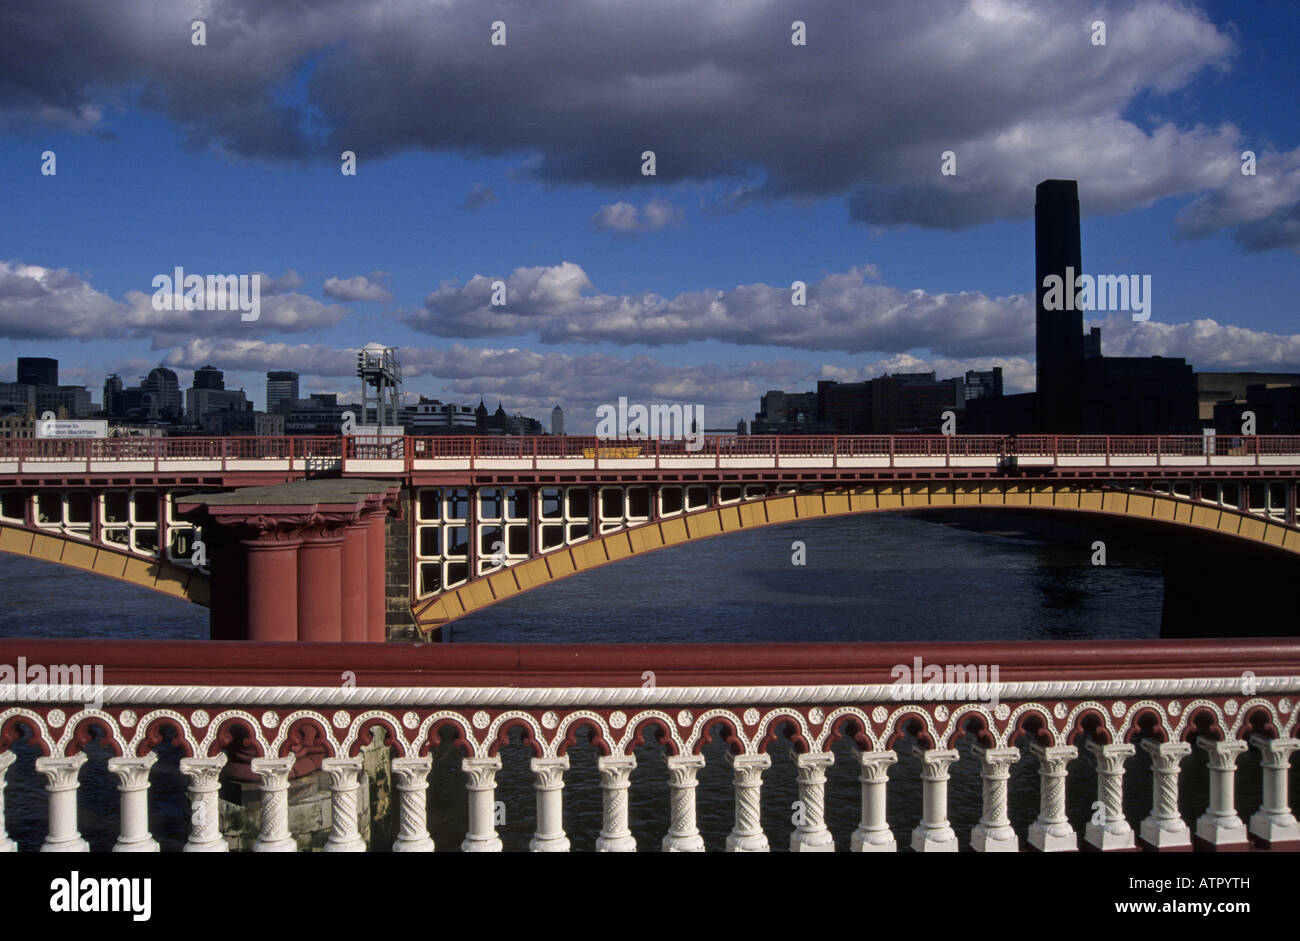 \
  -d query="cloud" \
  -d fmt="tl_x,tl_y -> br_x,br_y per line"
456,183 -> 498,211
323,274 -> 393,302
409,260 -> 1033,357
5,1 -> 1297,249
0,261 -> 349,345
0,261 -> 127,340
590,199 -> 684,234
